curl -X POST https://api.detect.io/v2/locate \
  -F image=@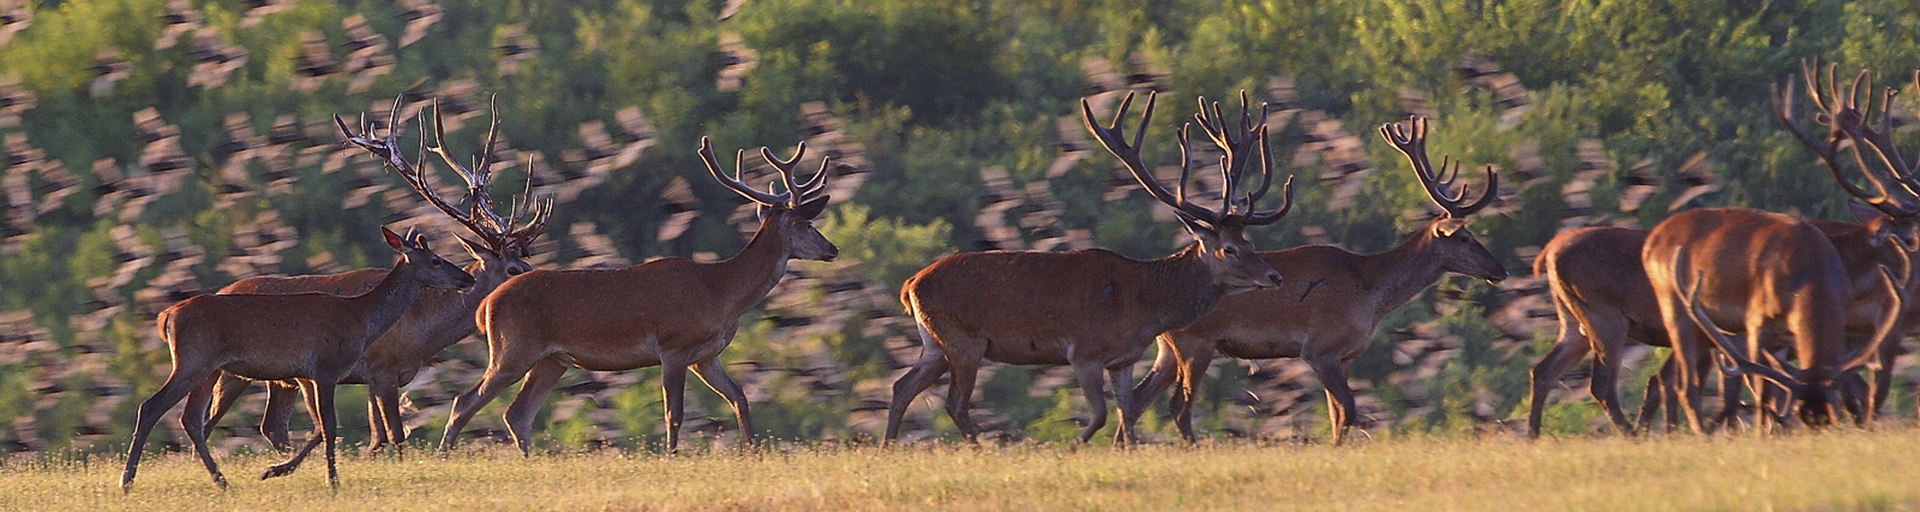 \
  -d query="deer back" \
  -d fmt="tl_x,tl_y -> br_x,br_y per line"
902,246 -> 1223,364
1645,208 -> 1852,378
